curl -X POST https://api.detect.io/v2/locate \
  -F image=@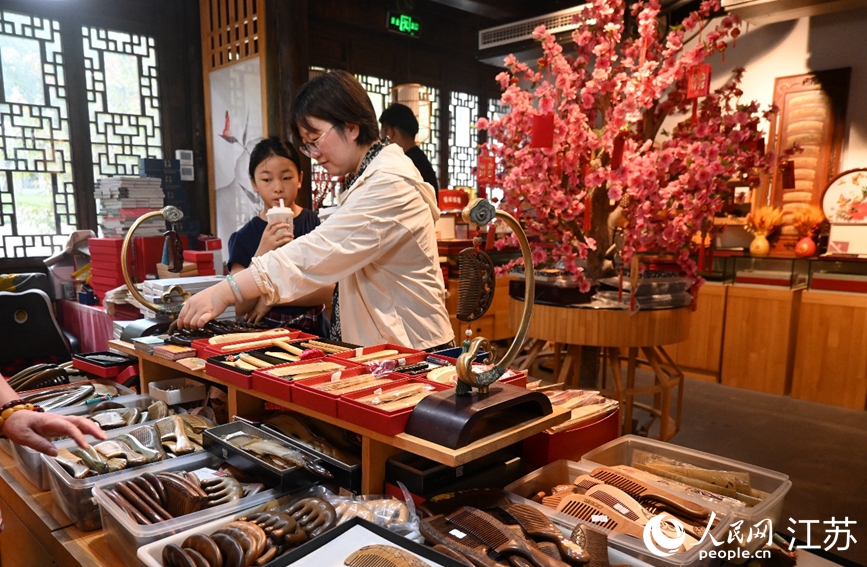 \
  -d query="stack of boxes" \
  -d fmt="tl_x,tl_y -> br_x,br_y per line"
94,177 -> 165,237
88,238 -> 125,302
140,158 -> 200,245
183,250 -> 218,276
